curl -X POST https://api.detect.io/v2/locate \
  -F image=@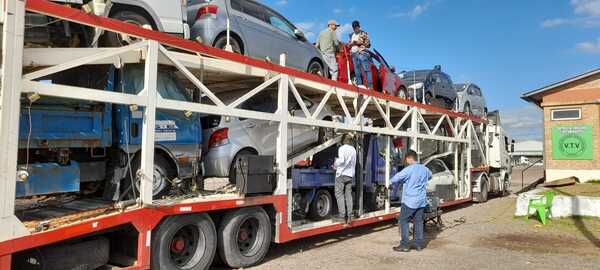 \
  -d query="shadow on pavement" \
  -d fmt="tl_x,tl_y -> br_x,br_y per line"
212,221 -> 396,269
